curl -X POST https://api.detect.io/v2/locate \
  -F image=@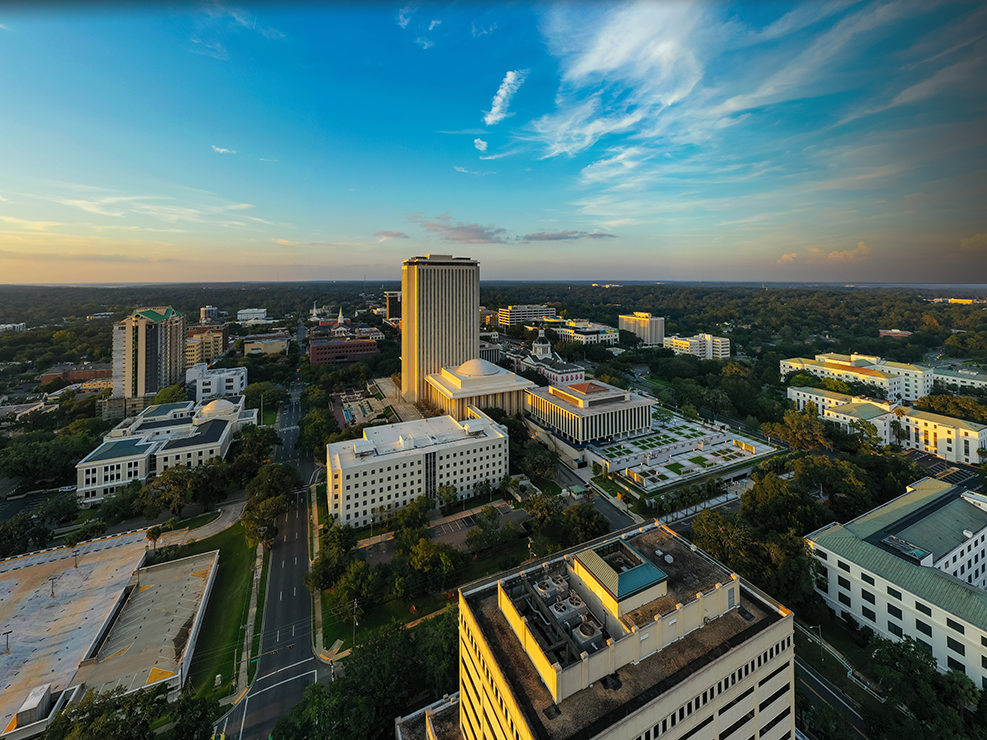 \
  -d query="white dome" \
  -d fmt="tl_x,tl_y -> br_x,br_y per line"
202,398 -> 235,416
456,358 -> 501,377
